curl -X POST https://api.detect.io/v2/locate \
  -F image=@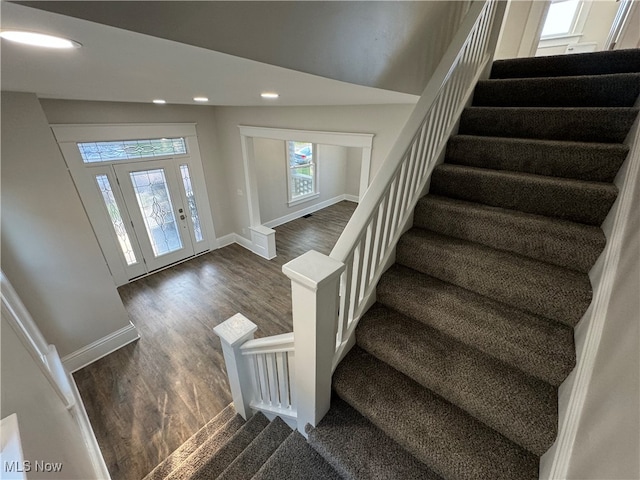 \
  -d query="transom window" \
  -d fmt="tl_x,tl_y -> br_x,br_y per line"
286,141 -> 318,205
77,137 -> 187,163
